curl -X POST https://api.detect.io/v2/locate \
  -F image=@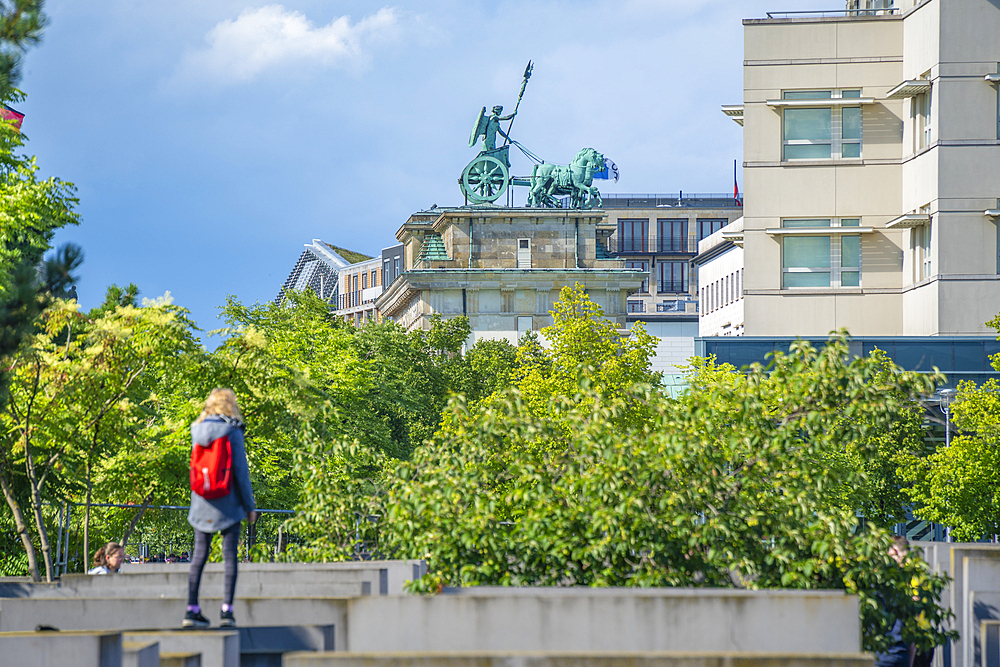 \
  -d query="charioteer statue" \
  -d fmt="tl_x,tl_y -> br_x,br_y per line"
458,62 -> 612,209
471,105 -> 515,152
